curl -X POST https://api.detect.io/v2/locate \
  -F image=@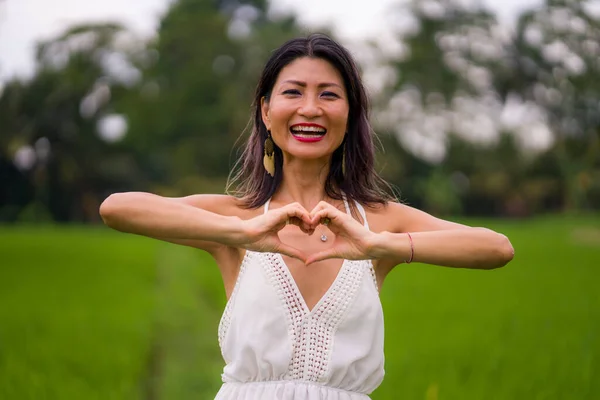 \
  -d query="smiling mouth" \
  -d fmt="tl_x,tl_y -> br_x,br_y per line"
289,125 -> 327,140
